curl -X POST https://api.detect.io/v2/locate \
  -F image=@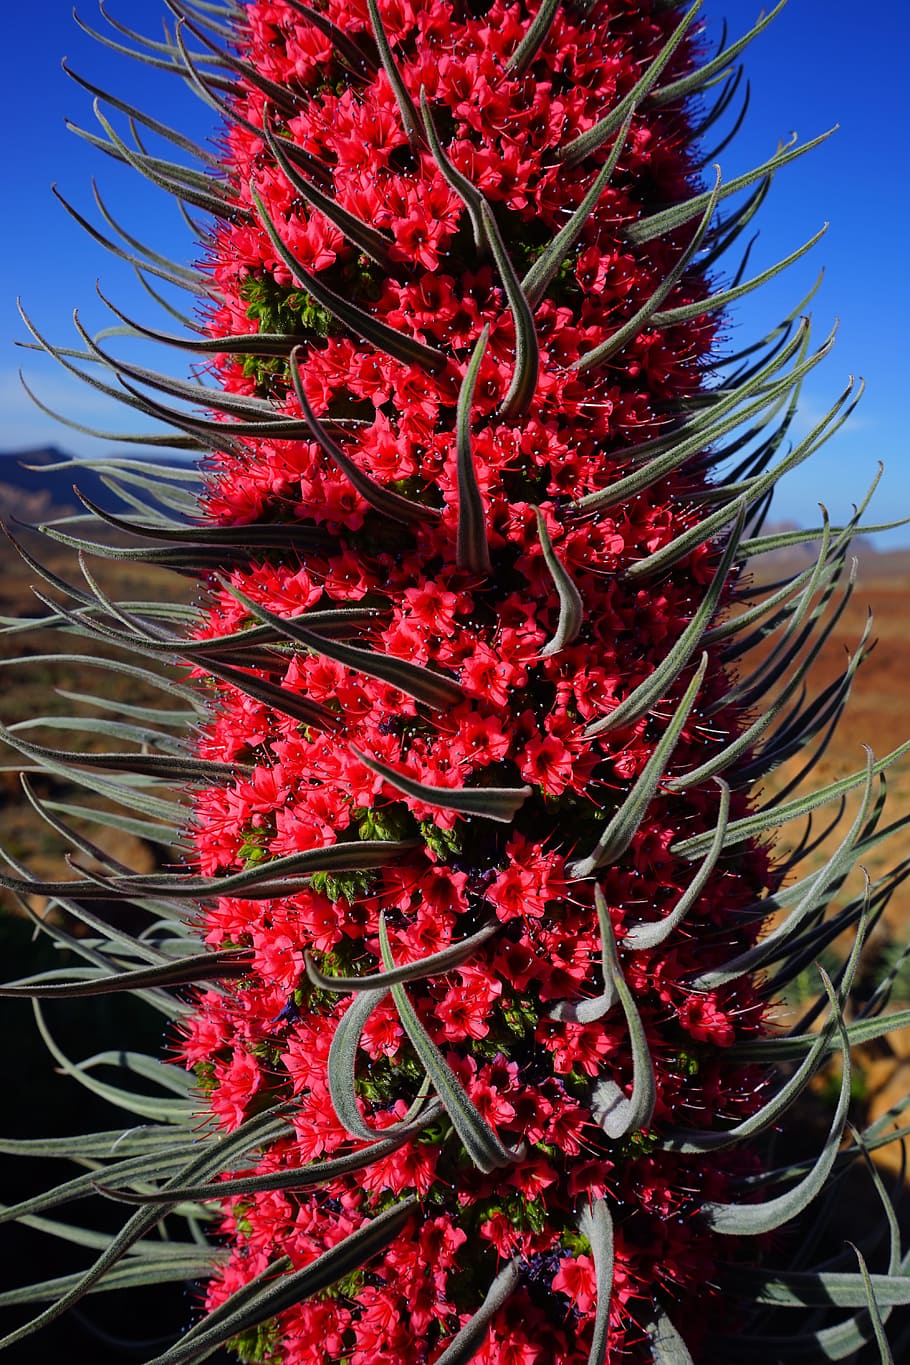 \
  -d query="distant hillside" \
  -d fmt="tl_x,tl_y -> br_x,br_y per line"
0,446 -> 198,526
